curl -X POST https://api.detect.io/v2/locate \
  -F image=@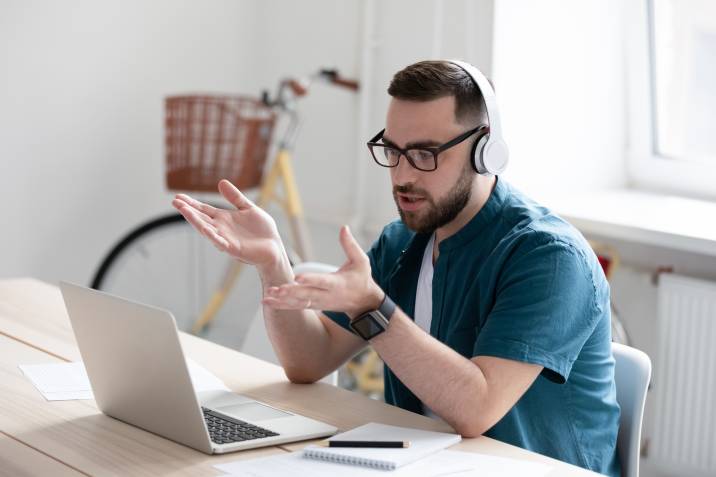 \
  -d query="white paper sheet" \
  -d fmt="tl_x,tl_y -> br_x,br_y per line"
425,450 -> 553,477
18,362 -> 94,400
214,450 -> 553,477
19,359 -> 229,401
214,450 -> 473,477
